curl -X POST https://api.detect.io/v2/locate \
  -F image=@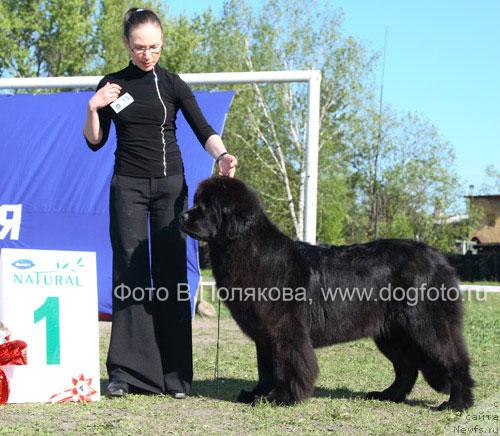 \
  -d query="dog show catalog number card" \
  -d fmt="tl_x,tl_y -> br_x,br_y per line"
0,248 -> 100,403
